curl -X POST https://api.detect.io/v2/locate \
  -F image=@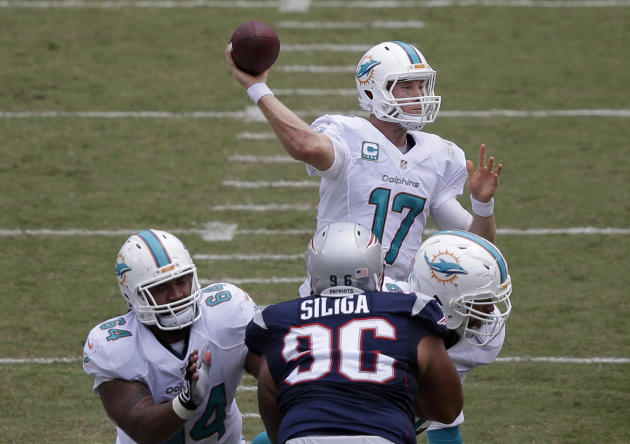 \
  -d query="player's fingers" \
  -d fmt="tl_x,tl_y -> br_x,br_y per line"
466,159 -> 475,174
478,144 -> 487,166
225,46 -> 234,64
487,156 -> 495,171
496,163 -> 503,176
